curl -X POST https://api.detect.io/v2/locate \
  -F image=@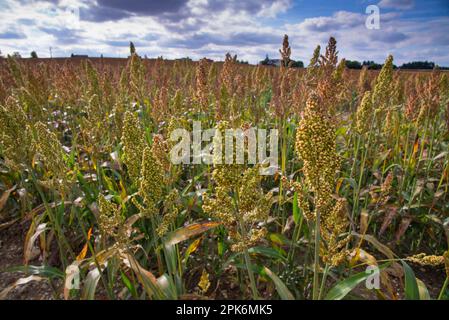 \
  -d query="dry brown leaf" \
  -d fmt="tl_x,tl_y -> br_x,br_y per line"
0,185 -> 16,217
395,216 -> 412,243
379,207 -> 398,236
24,223 -> 48,264
0,275 -> 44,299
76,227 -> 93,261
